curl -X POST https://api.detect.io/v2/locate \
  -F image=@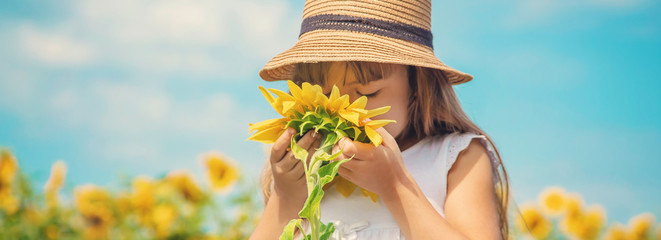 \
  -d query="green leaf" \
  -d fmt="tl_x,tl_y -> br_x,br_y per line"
298,184 -> 324,219
290,137 -> 309,162
314,117 -> 334,132
280,219 -> 303,240
317,156 -> 352,186
302,110 -> 321,119
319,222 -> 336,240
299,121 -> 316,136
286,119 -> 303,130
319,132 -> 338,152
